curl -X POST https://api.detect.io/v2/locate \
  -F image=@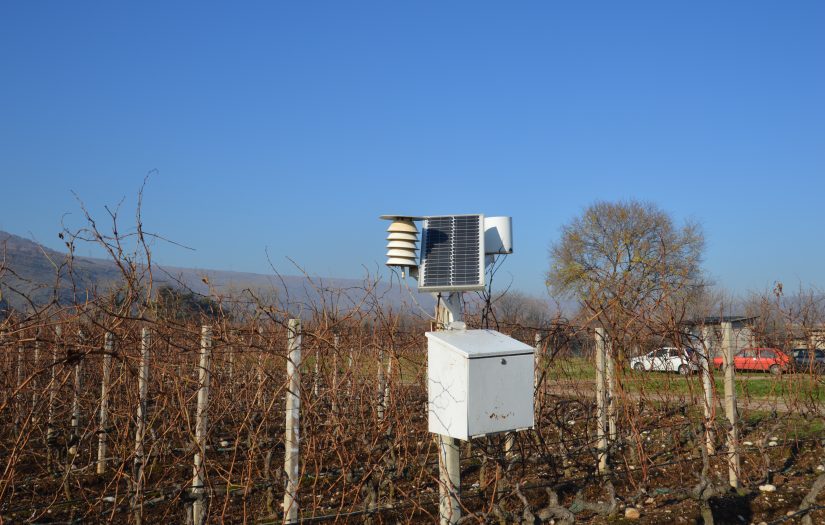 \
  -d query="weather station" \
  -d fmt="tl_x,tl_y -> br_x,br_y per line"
380,214 -> 532,525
